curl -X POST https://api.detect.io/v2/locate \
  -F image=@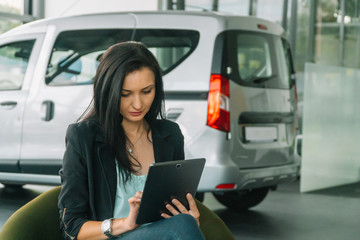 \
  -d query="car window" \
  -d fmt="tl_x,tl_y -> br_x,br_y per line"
46,29 -> 133,86
46,29 -> 199,86
223,31 -> 291,89
0,40 -> 35,90
237,34 -> 272,82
